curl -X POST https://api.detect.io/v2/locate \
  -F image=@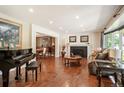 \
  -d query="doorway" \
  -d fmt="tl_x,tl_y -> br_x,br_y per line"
36,32 -> 55,58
